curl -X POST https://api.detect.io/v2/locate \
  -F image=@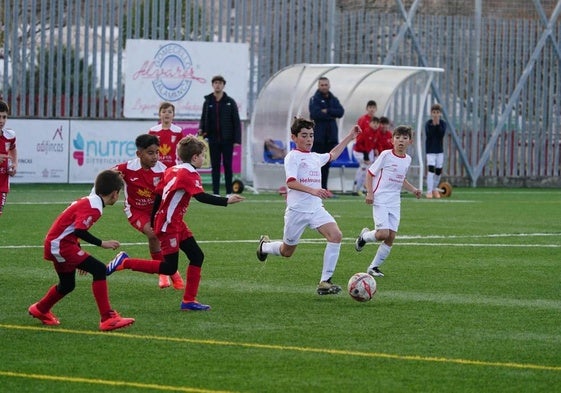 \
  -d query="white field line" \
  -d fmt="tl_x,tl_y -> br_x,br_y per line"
1,233 -> 560,249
